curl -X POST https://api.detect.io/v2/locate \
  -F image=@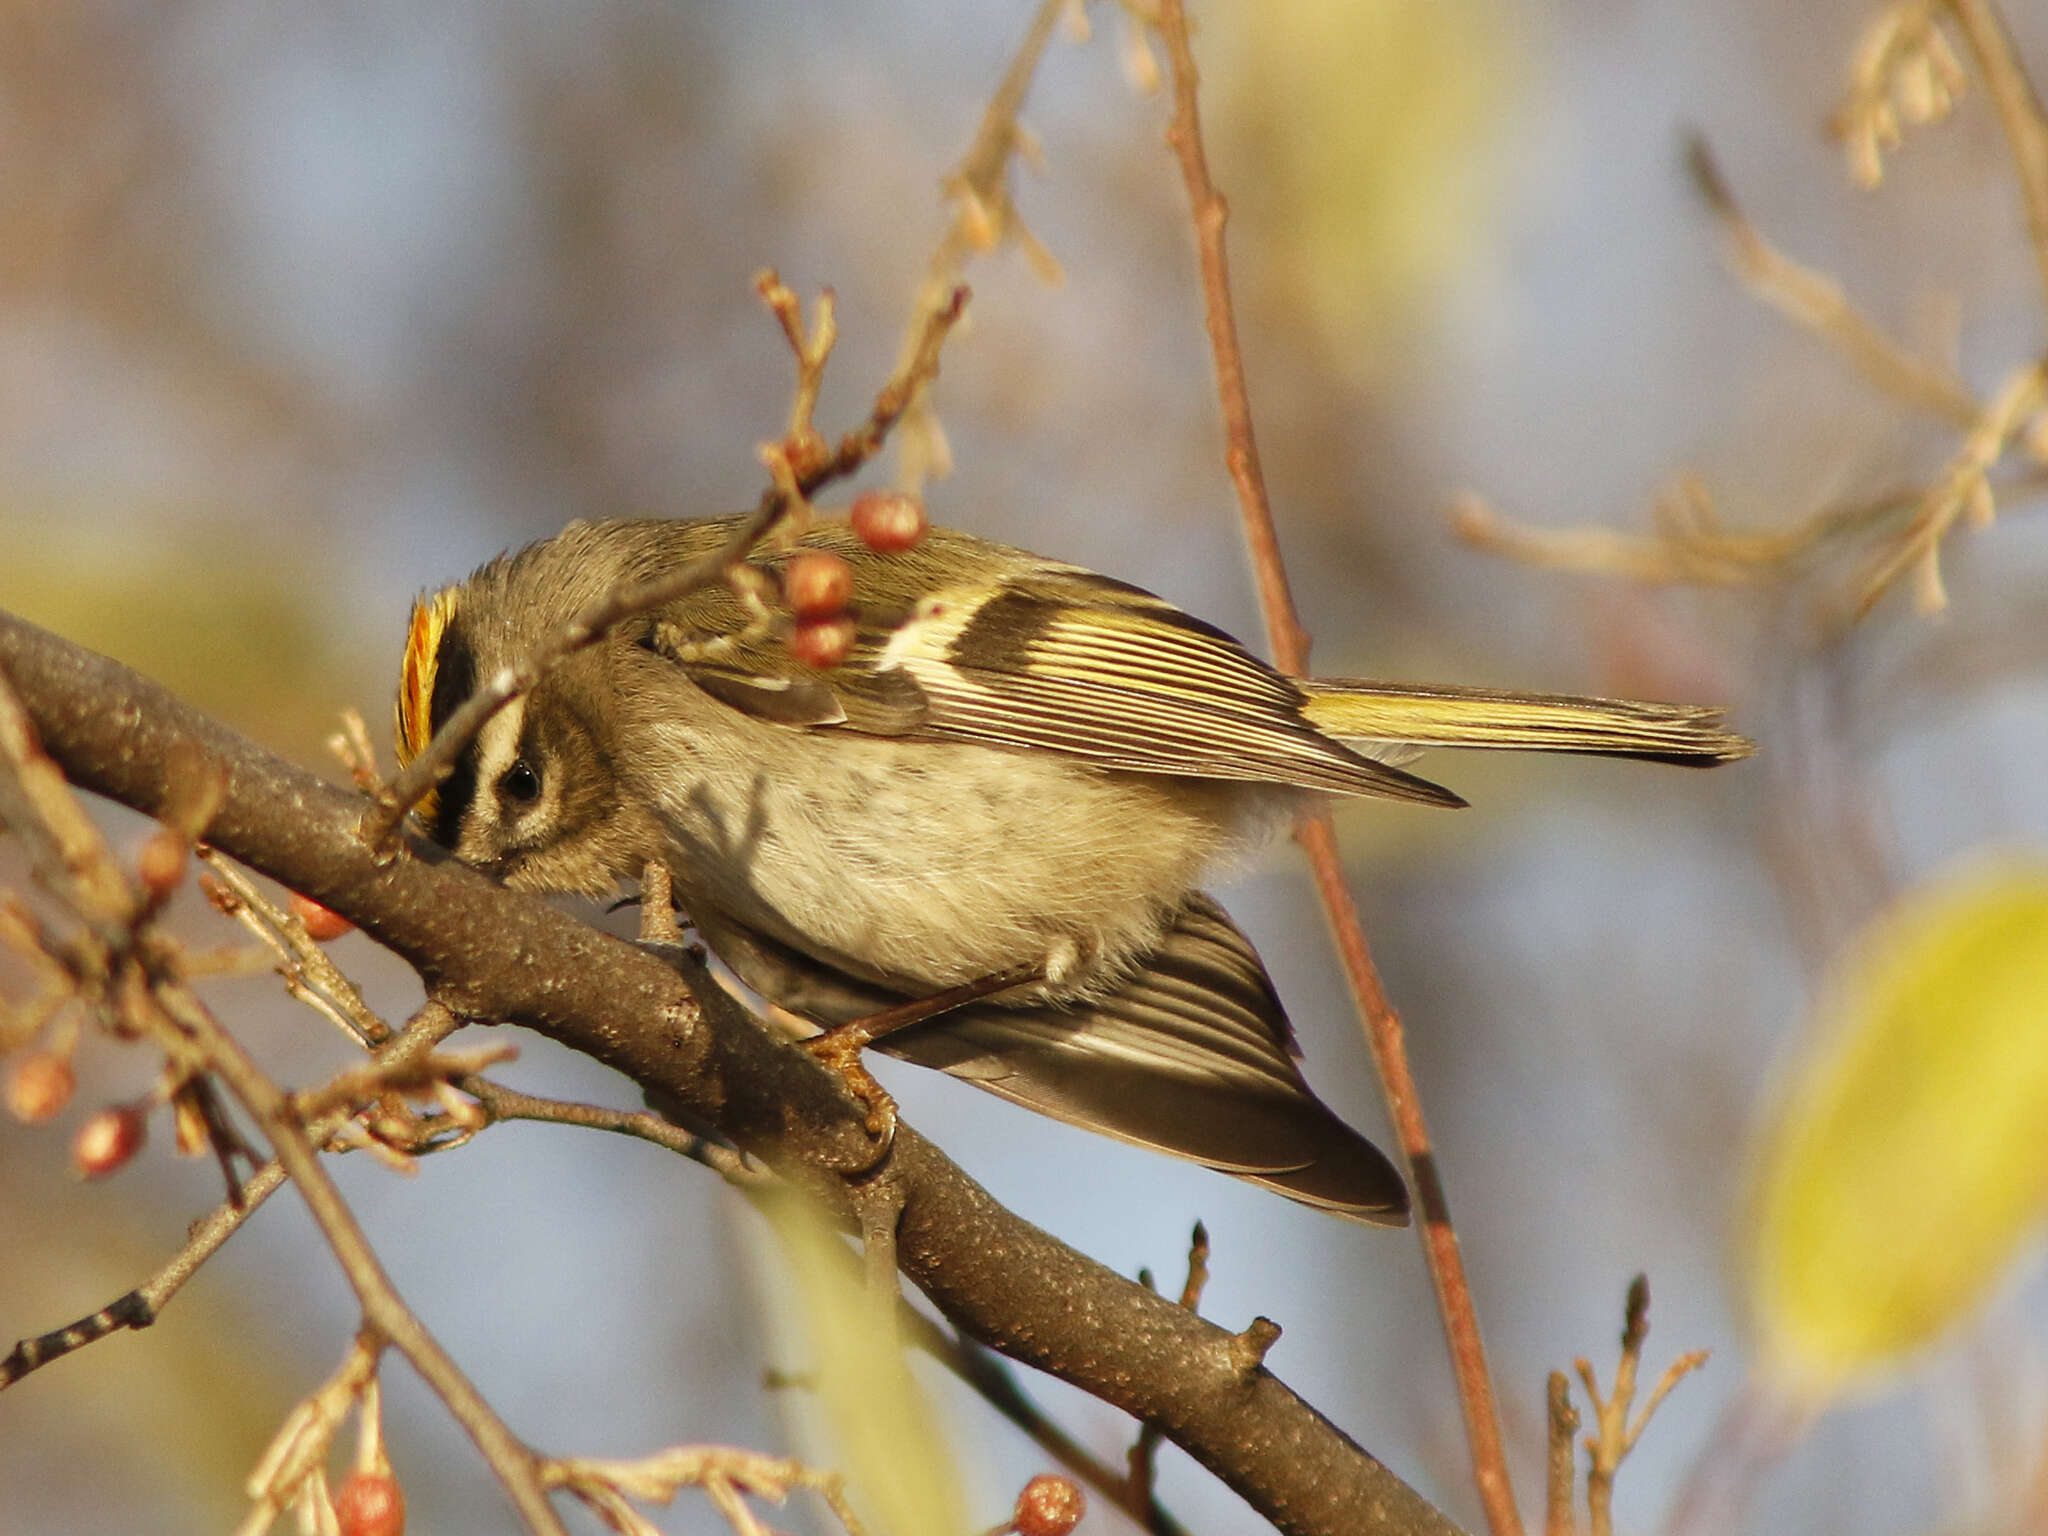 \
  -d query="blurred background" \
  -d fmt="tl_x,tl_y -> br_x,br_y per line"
4,0 -> 2048,1532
